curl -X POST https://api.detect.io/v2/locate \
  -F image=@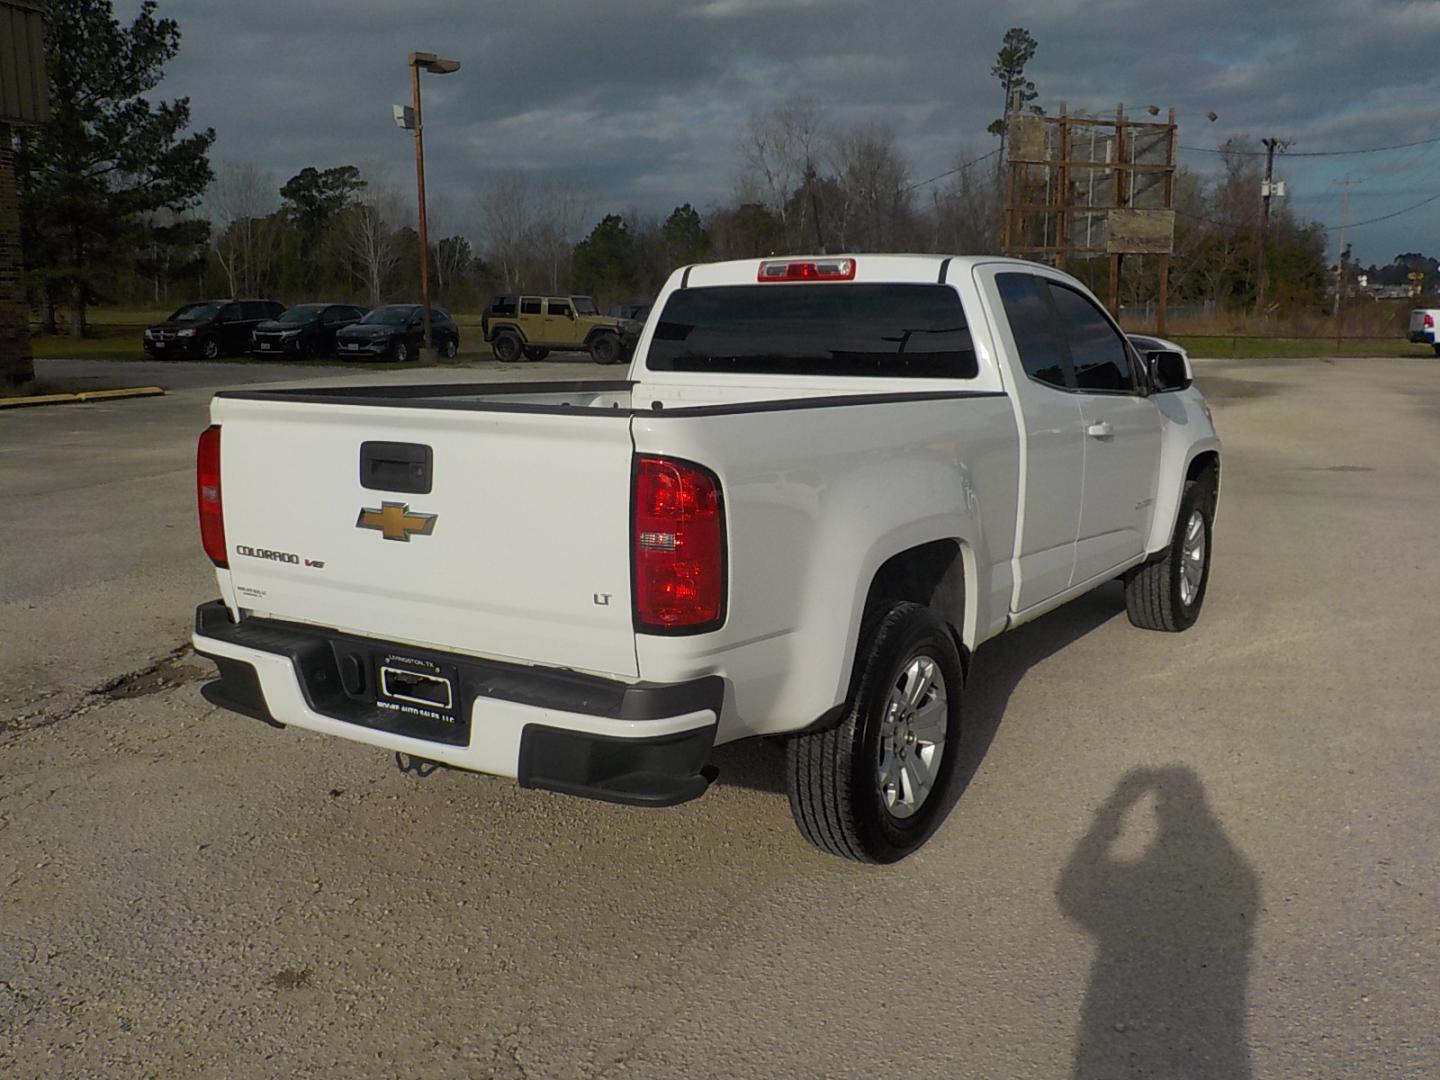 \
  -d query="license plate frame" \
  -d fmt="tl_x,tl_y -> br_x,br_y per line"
373,652 -> 463,735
